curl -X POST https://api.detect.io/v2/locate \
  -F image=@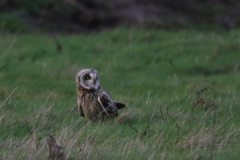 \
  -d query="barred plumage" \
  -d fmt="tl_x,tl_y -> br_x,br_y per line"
76,68 -> 126,121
